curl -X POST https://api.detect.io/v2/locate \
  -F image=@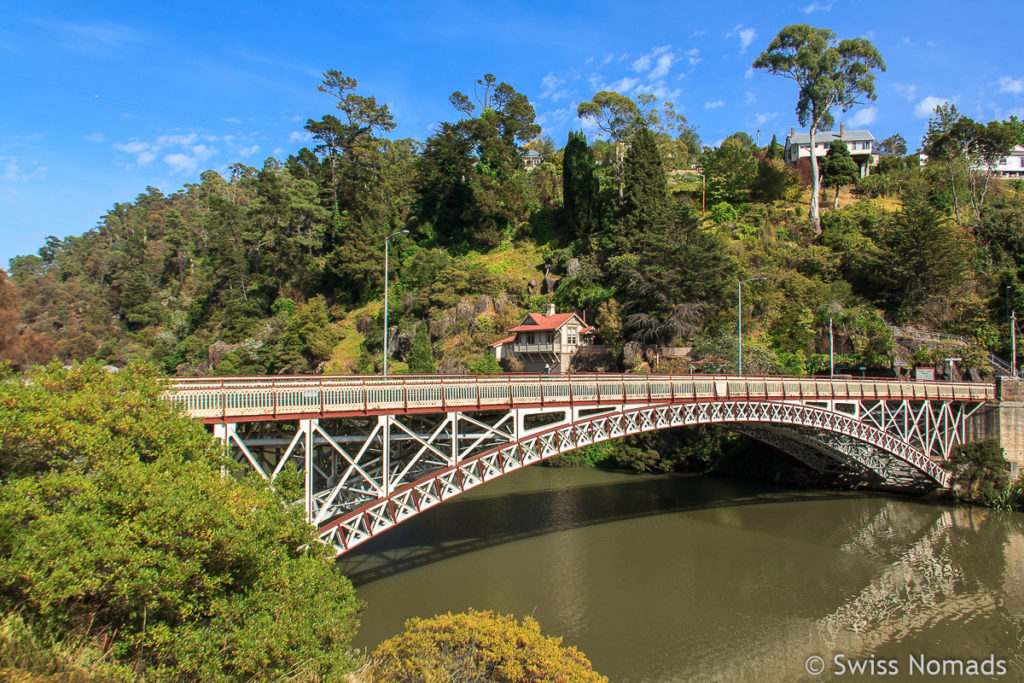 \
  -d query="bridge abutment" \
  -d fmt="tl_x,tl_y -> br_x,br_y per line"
968,377 -> 1024,476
